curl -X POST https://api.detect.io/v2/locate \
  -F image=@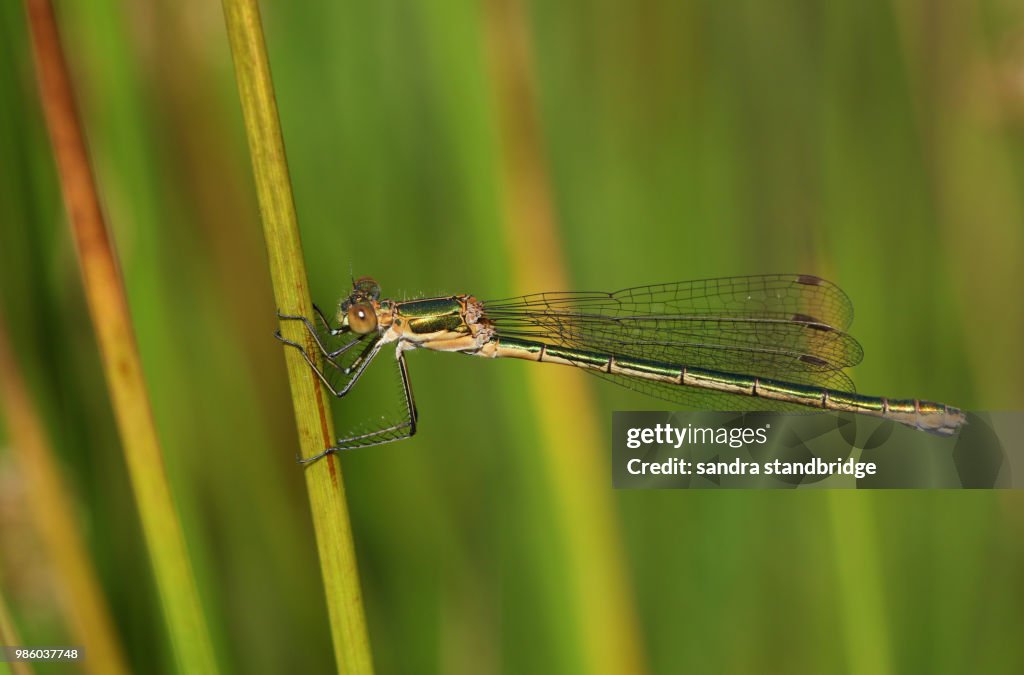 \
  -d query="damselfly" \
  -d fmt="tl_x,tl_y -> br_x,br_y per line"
276,274 -> 965,463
